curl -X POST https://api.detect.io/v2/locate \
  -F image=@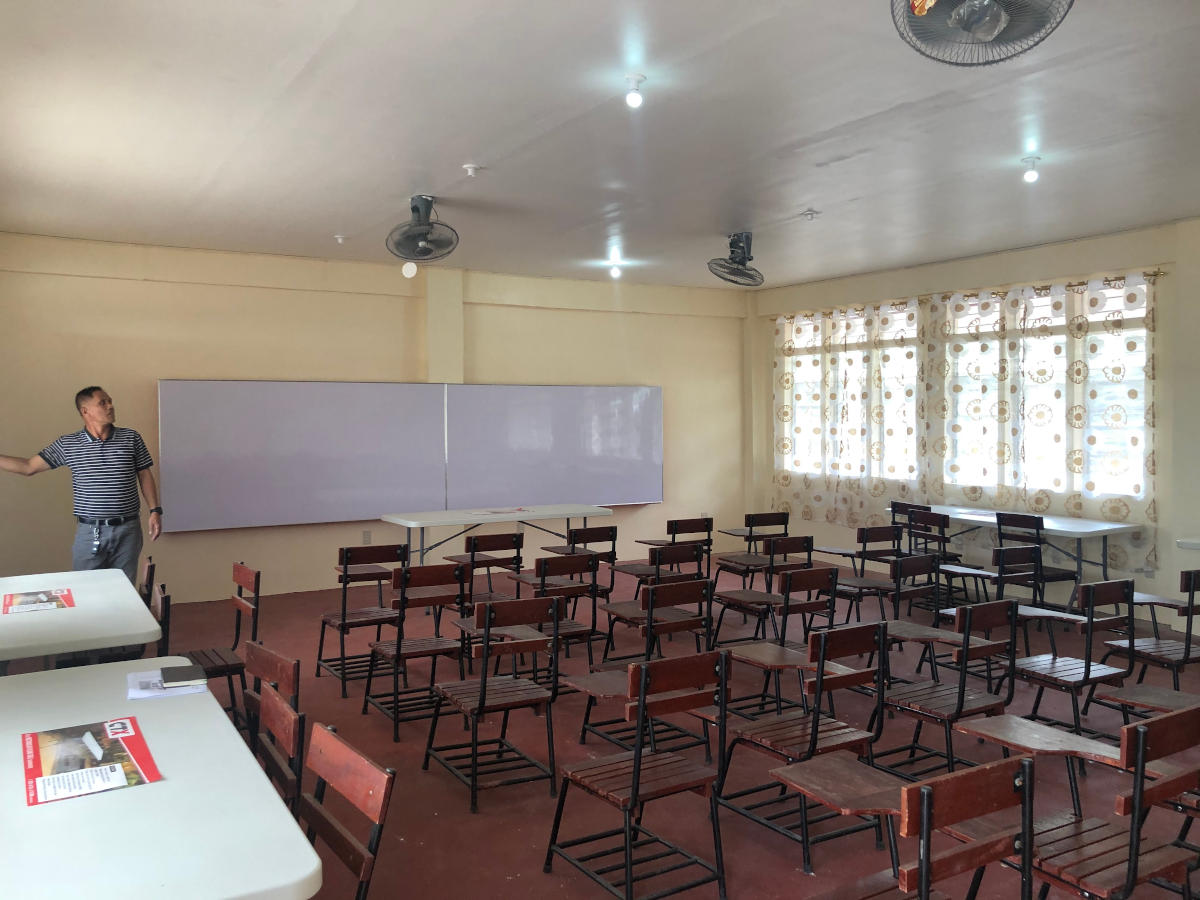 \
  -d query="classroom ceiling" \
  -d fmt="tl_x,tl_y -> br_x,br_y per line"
3,2 -> 1200,289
